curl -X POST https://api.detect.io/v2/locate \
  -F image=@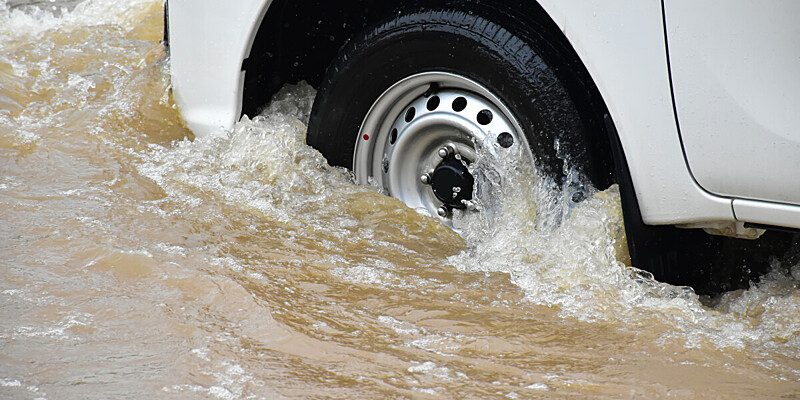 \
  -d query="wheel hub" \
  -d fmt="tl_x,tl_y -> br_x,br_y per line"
354,72 -> 530,225
431,154 -> 474,209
